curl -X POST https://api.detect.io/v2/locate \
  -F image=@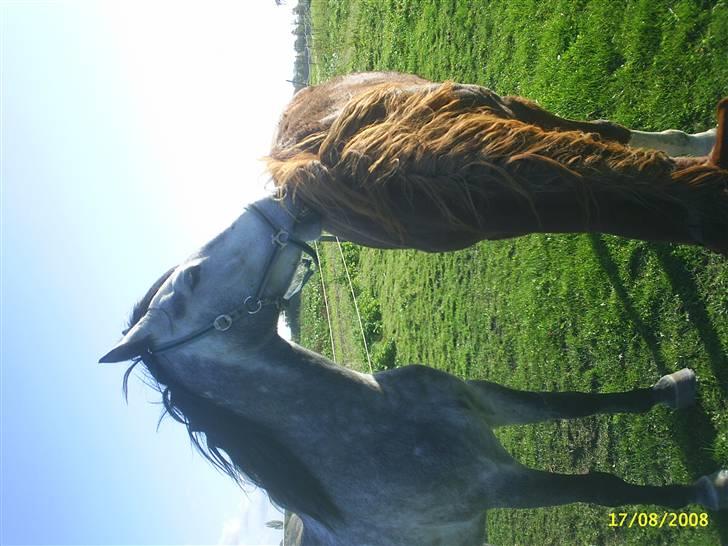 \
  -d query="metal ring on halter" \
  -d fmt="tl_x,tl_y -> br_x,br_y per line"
272,230 -> 289,247
244,296 -> 263,314
213,314 -> 233,331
